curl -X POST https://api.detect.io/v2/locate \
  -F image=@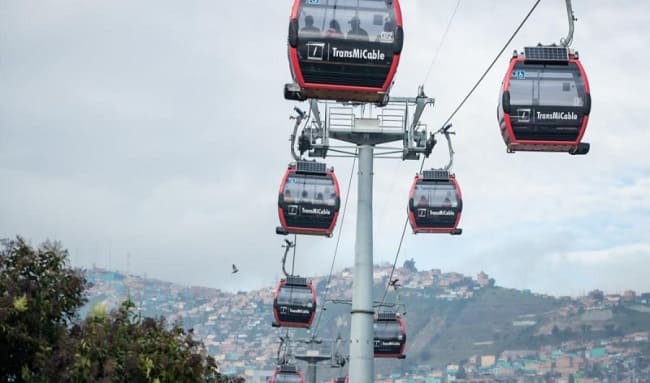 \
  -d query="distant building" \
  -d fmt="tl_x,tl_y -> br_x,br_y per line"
555,355 -> 572,369
605,294 -> 621,305
640,292 -> 650,303
477,272 -> 489,287
623,290 -> 636,300
588,347 -> 607,359
480,355 -> 496,367
588,289 -> 604,301
500,350 -> 537,360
